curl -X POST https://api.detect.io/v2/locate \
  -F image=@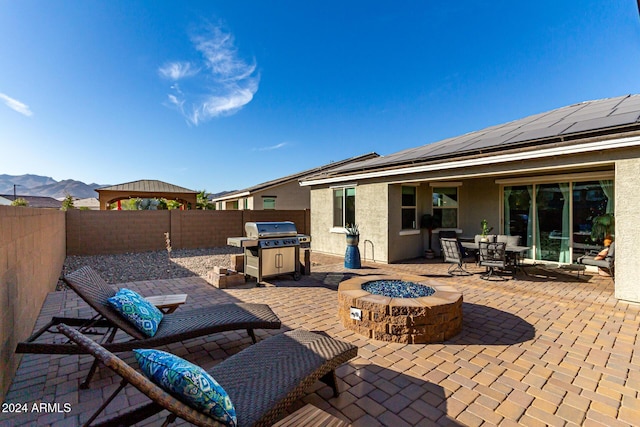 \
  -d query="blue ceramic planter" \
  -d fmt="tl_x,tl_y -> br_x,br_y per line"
345,244 -> 361,269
